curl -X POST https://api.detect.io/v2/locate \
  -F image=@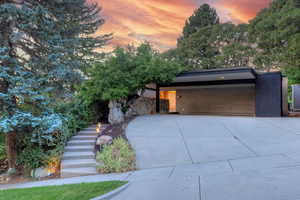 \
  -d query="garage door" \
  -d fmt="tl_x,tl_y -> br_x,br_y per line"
176,85 -> 256,116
